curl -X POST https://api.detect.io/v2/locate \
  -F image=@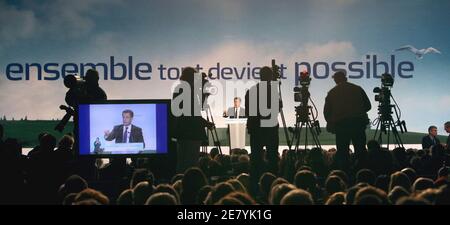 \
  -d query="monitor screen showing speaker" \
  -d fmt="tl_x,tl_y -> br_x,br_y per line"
77,99 -> 169,157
